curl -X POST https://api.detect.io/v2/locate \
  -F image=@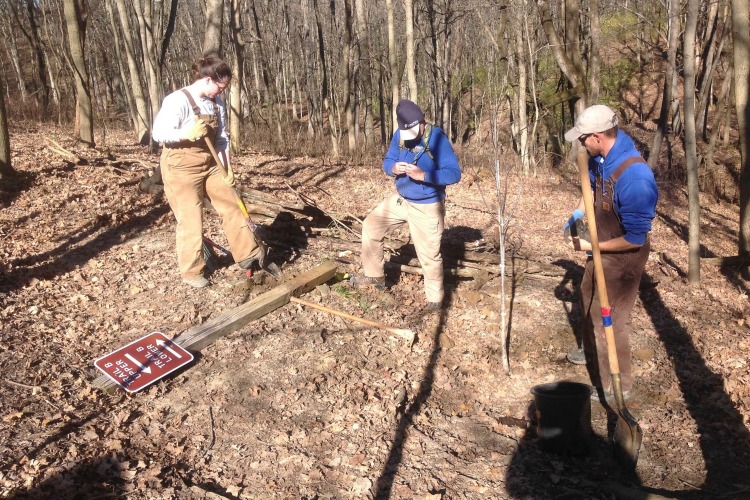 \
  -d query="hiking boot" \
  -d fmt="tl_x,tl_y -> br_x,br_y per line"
349,275 -> 385,290
182,275 -> 210,288
591,387 -> 631,404
566,346 -> 587,365
421,302 -> 443,314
